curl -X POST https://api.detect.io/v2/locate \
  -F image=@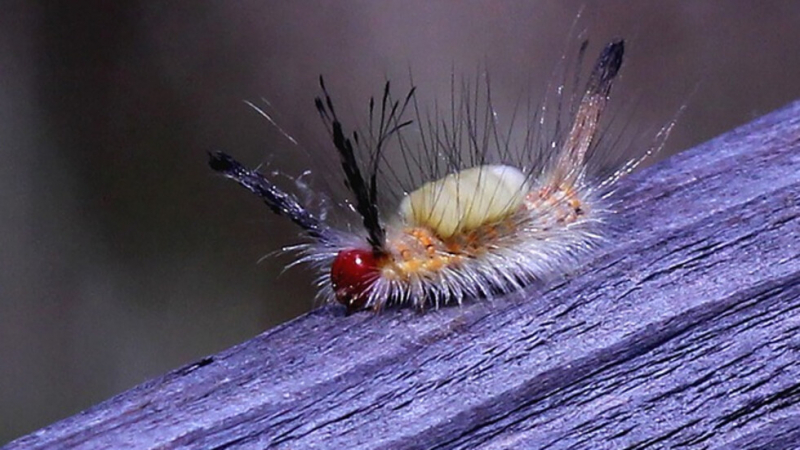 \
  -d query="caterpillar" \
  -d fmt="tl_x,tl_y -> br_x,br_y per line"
210,39 -> 665,313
